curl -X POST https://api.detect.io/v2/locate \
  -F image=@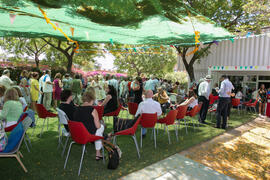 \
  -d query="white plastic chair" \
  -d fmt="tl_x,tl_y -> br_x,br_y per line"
56,108 -> 70,157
